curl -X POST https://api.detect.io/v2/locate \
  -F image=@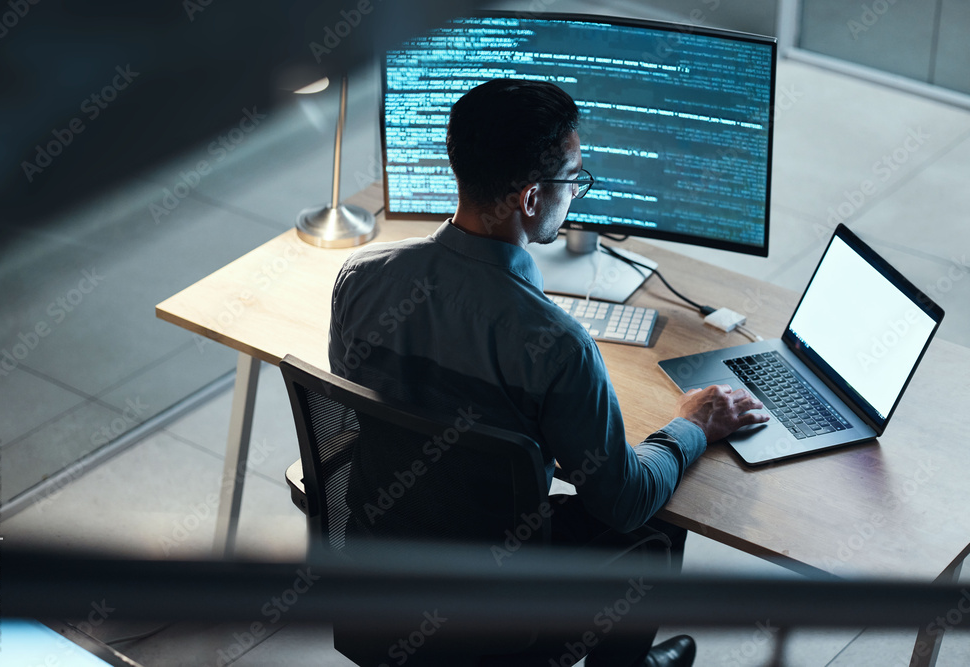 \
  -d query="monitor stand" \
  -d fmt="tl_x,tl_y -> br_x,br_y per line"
526,230 -> 657,303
